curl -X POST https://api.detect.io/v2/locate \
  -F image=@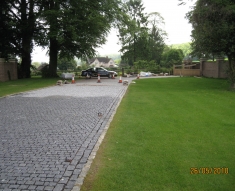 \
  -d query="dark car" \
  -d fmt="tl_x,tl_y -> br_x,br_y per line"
81,67 -> 117,78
